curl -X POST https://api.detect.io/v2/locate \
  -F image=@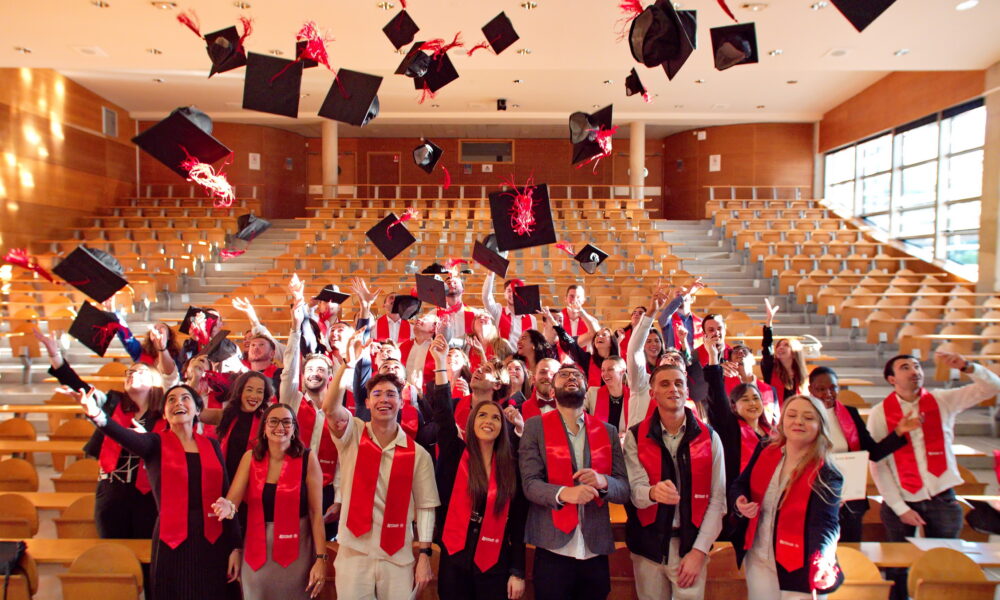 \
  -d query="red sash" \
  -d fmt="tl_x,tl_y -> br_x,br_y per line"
99,404 -> 163,494
498,309 -> 533,343
454,395 -> 473,429
883,389 -> 947,493
593,386 -> 630,427
376,314 -> 411,343
245,452 -> 304,570
441,452 -> 510,572
220,412 -> 261,461
296,400 -> 338,486
399,385 -> 420,438
739,420 -> 764,471
158,430 -> 224,549
635,414 -> 713,527
745,444 -> 821,572
833,402 -> 860,452
346,426 -> 417,555
586,359 -> 603,388
519,391 -> 553,421
562,309 -> 589,338
541,410 -> 612,533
